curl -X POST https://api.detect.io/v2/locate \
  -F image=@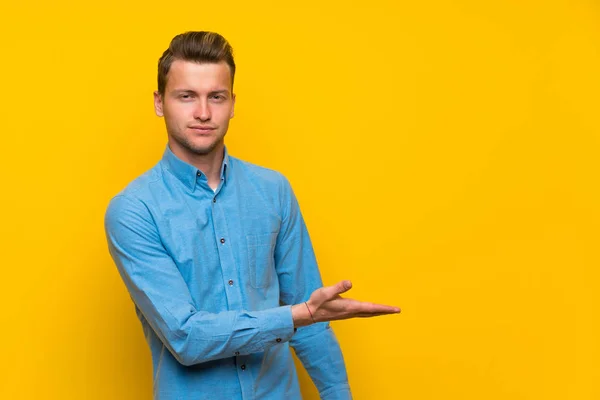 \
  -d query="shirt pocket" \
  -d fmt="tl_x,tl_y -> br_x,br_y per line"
246,232 -> 278,289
